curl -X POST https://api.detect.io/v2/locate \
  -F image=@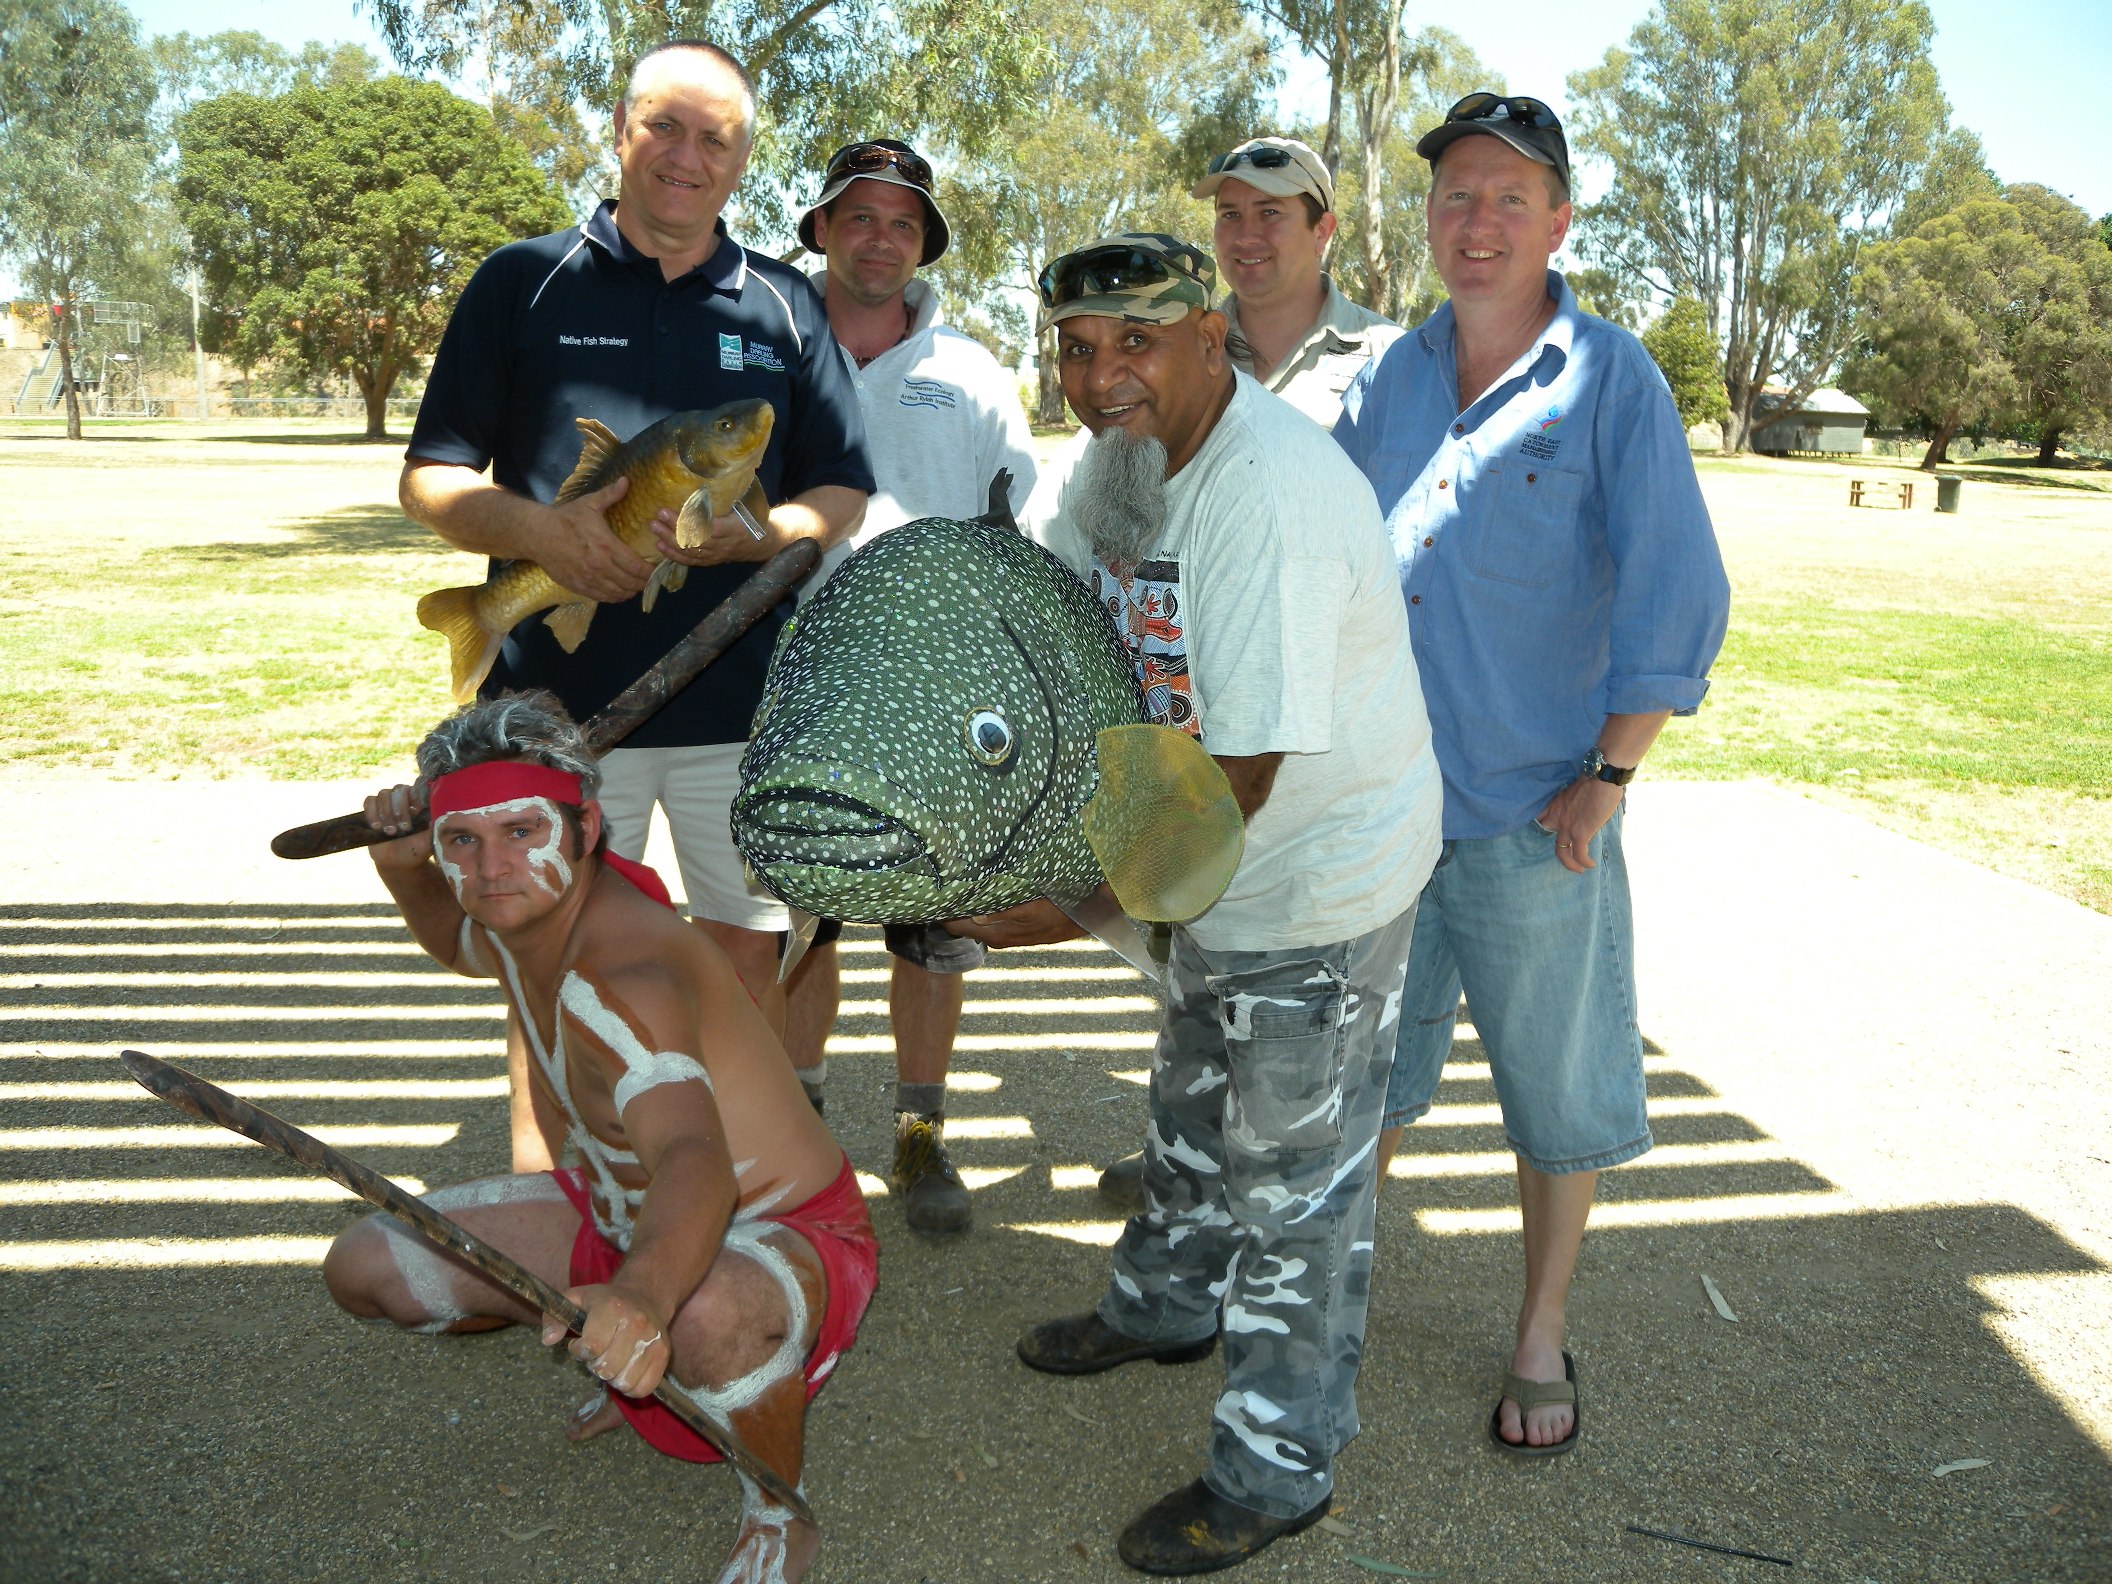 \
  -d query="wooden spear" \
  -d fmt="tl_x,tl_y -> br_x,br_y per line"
271,539 -> 819,860
118,1048 -> 813,1524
